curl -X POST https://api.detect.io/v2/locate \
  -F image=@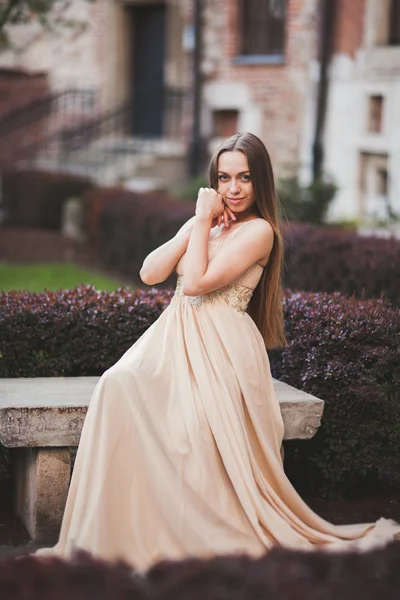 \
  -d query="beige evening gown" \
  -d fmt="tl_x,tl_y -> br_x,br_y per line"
38,223 -> 400,570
